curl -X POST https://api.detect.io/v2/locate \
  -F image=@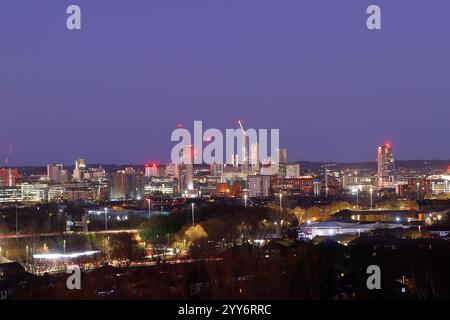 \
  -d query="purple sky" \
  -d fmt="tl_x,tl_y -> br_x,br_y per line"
1,0 -> 449,166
